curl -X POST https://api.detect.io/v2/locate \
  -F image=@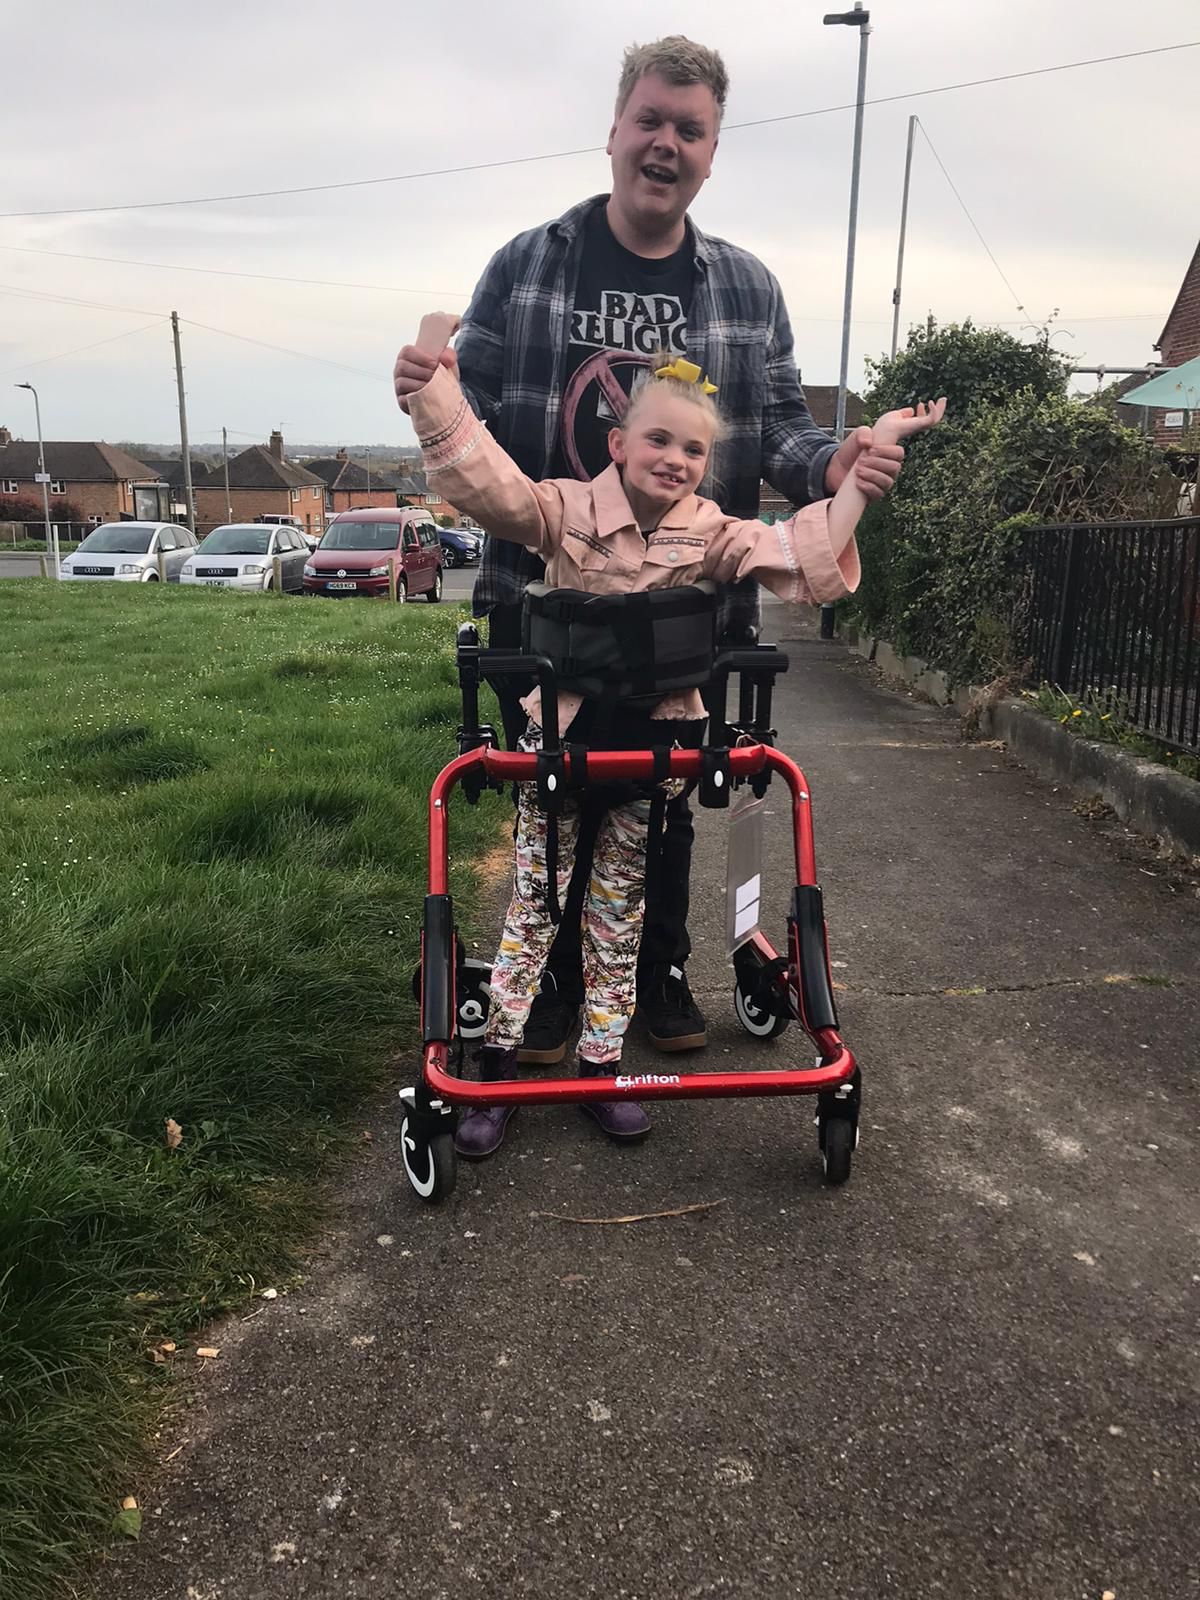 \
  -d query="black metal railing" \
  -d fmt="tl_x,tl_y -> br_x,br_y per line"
1021,518 -> 1200,753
